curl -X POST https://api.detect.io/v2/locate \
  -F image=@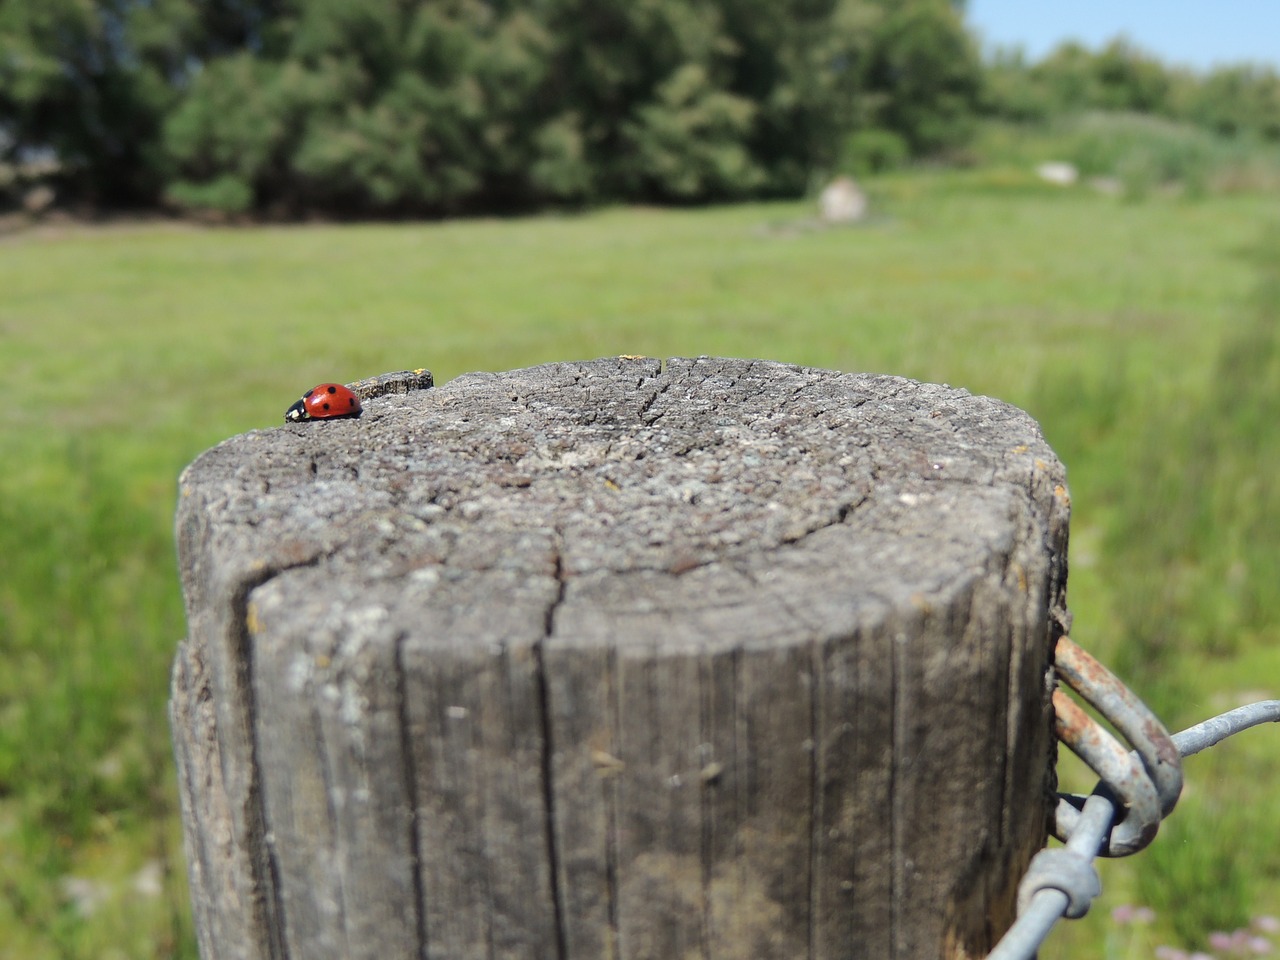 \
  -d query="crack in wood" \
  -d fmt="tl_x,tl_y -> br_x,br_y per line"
394,632 -> 430,960
537,539 -> 569,960
231,567 -> 298,960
